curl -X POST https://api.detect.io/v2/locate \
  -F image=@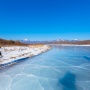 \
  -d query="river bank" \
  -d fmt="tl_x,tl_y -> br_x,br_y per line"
0,45 -> 51,66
